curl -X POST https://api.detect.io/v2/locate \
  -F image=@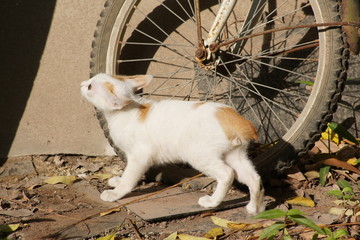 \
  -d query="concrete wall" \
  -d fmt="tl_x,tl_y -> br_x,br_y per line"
1,0 -> 113,159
